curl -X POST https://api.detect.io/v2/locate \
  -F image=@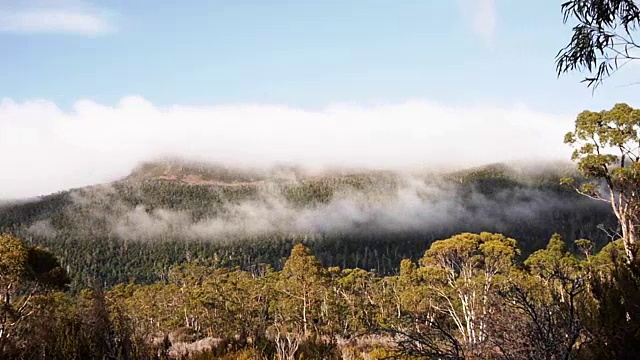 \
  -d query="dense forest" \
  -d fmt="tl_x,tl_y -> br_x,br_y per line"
0,159 -> 633,359
3,0 -> 640,358
2,229 -> 640,359
0,160 -> 616,290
